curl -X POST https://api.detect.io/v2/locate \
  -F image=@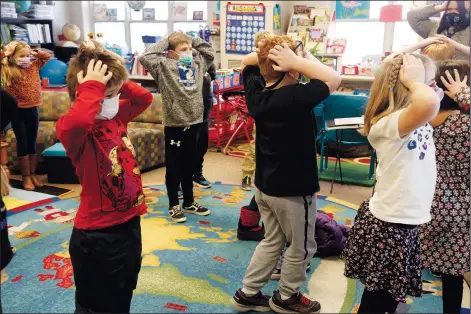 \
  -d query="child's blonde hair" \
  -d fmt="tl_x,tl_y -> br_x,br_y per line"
422,42 -> 456,61
255,33 -> 297,81
362,53 -> 435,135
1,41 -> 30,87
